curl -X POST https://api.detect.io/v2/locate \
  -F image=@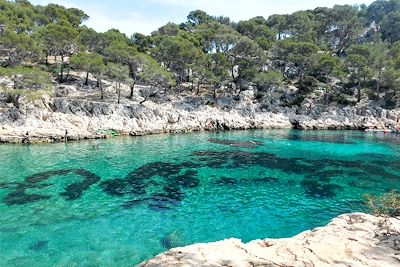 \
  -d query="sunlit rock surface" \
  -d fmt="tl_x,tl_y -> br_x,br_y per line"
138,213 -> 400,267
1,84 -> 400,143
